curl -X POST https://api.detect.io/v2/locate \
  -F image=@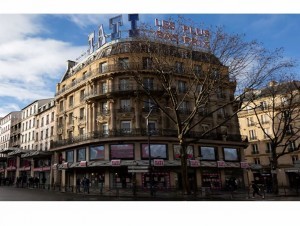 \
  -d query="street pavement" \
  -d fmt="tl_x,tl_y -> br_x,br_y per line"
1,185 -> 300,201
